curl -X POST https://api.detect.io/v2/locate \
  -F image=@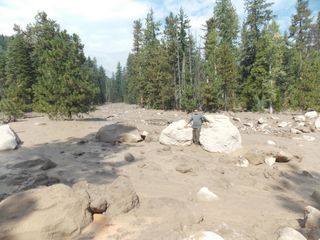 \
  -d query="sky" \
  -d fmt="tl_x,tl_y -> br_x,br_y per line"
0,0 -> 319,75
